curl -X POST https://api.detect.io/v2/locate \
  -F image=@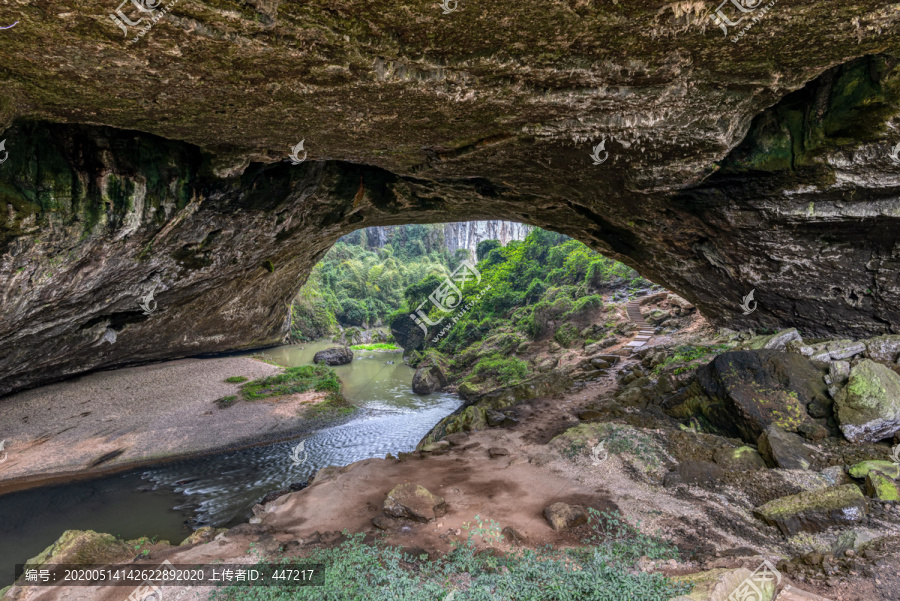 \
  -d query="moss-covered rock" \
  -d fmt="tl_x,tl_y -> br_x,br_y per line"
835,359 -> 900,443
753,485 -> 867,536
848,460 -> 900,480
668,350 -> 829,443
865,471 -> 900,501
